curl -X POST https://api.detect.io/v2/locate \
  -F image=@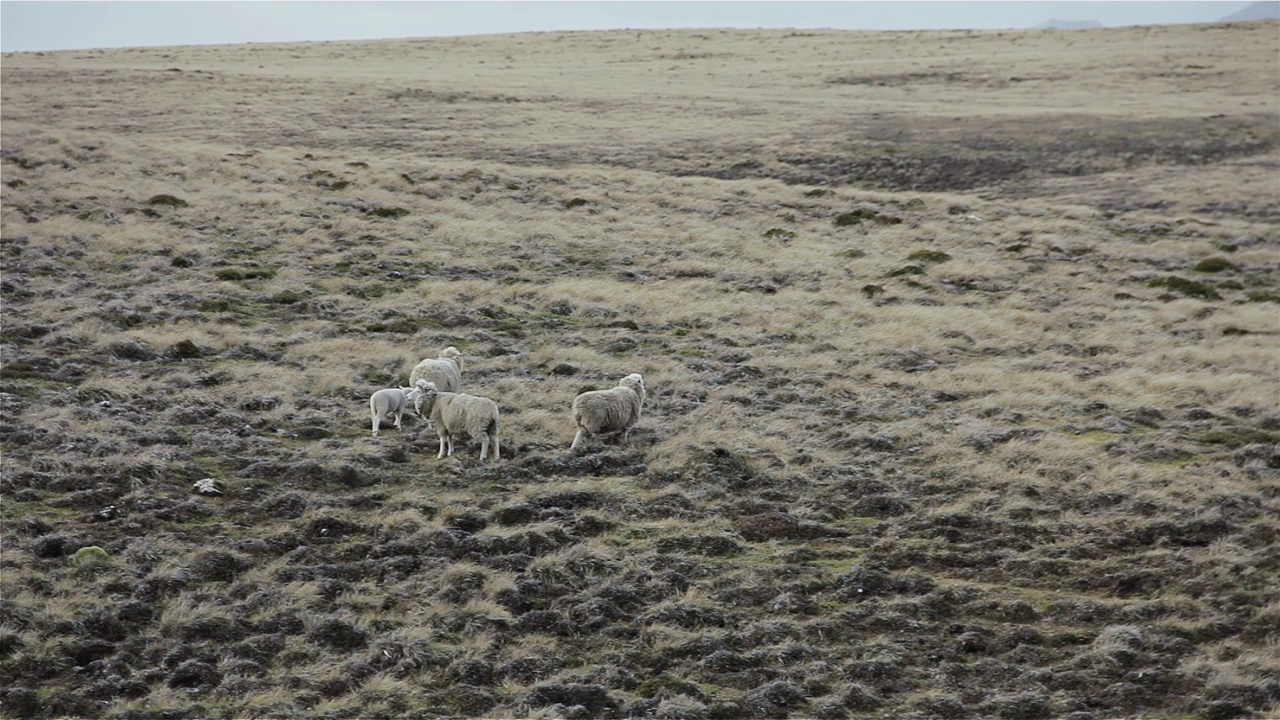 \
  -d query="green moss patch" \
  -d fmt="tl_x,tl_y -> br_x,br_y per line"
907,250 -> 952,264
1146,276 -> 1222,300
1192,257 -> 1237,273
